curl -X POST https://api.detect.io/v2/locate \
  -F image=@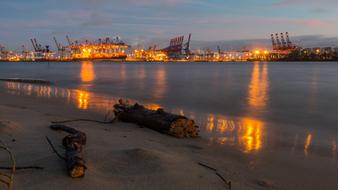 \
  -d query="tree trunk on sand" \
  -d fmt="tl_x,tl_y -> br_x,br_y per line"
50,125 -> 87,178
113,100 -> 199,138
